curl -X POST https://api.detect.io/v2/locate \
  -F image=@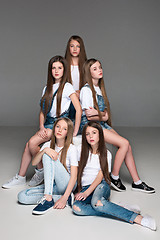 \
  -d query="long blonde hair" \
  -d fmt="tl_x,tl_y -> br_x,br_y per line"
83,59 -> 112,126
40,56 -> 68,118
65,35 -> 87,90
50,117 -> 73,171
